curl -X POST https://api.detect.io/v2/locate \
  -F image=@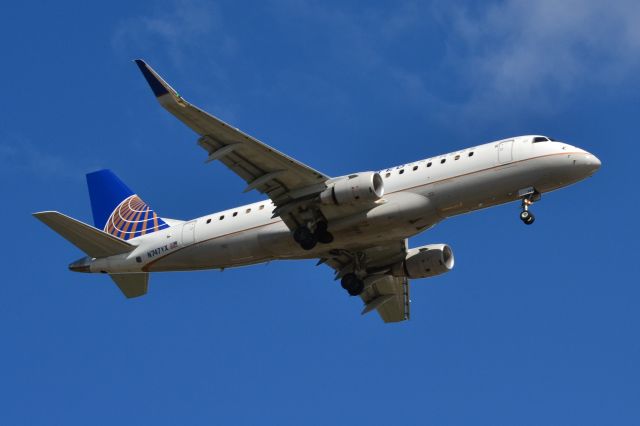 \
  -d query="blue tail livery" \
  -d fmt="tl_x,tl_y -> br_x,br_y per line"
86,169 -> 168,241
